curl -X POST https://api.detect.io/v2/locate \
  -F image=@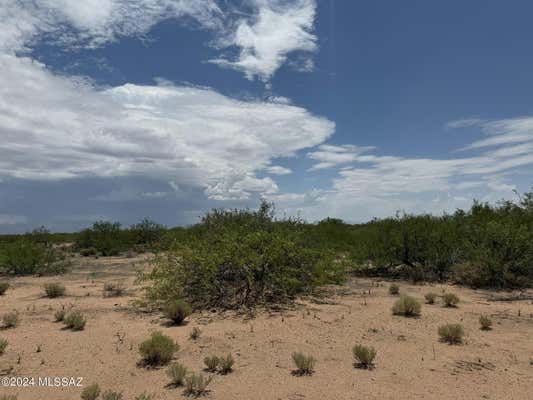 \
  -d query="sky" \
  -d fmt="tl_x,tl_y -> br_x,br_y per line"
1,0 -> 533,233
